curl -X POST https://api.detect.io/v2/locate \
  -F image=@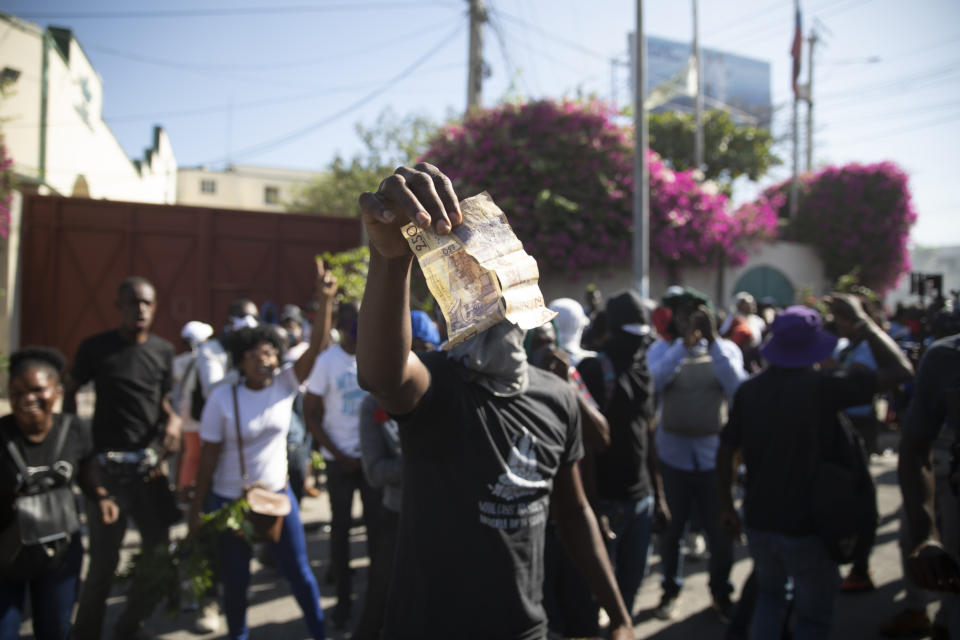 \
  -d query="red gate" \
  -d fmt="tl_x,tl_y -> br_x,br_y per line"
20,196 -> 363,363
